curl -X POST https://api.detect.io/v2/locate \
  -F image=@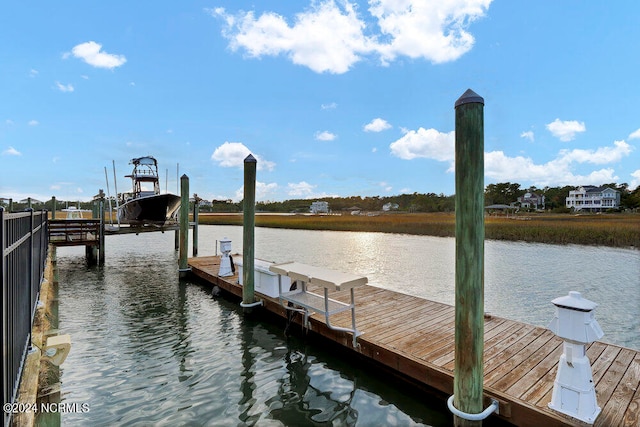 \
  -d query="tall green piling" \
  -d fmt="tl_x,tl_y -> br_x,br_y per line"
179,174 -> 190,277
242,154 -> 257,308
98,198 -> 105,265
453,89 -> 485,427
